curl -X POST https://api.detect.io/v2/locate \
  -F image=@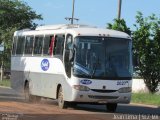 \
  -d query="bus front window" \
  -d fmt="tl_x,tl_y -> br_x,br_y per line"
73,36 -> 132,80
